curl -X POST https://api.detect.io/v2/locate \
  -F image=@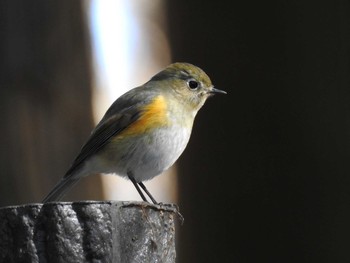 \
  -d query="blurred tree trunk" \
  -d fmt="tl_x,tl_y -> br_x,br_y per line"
0,0 -> 103,206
